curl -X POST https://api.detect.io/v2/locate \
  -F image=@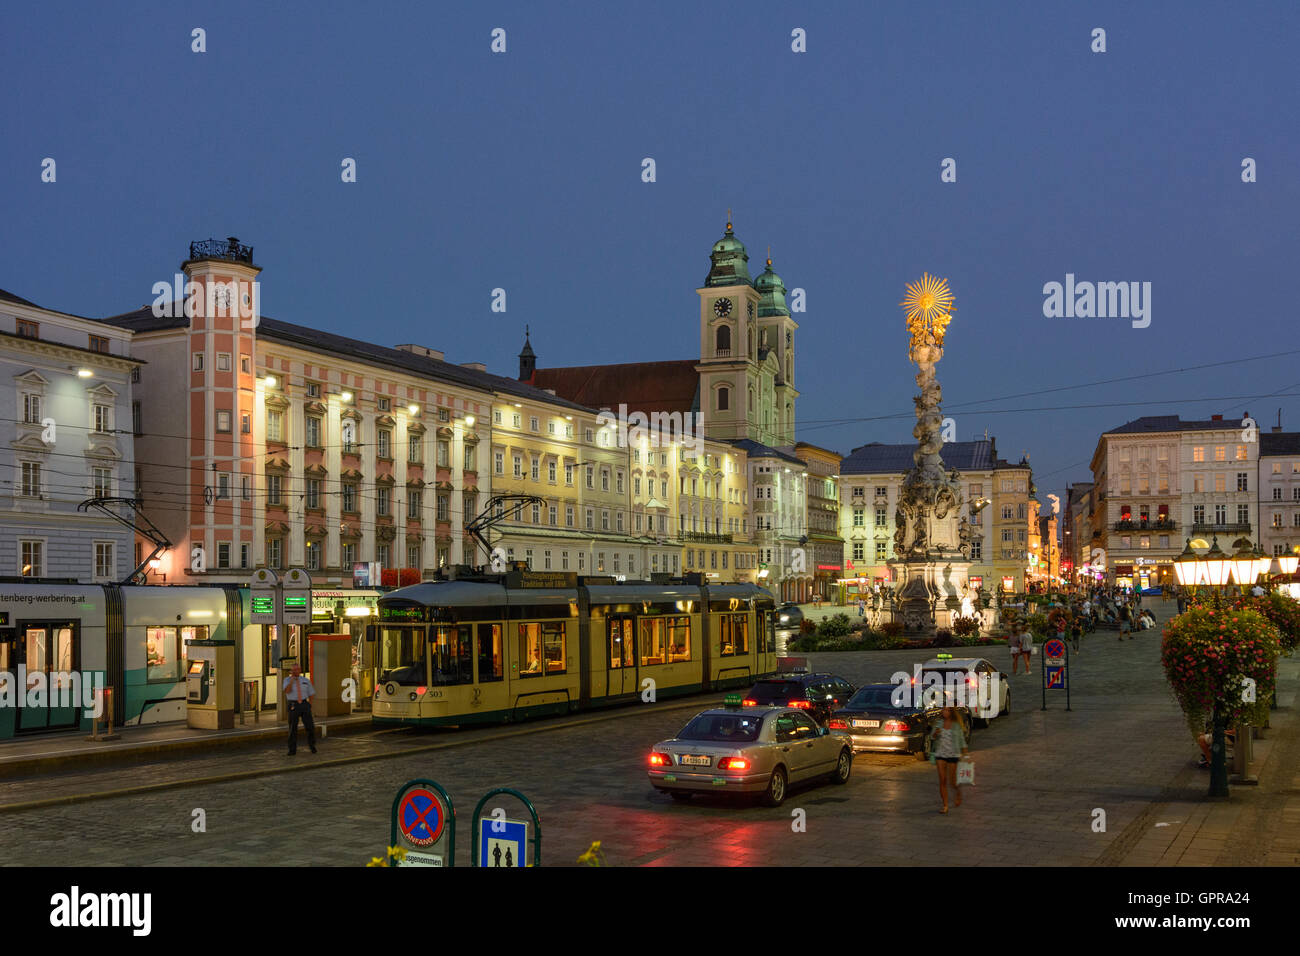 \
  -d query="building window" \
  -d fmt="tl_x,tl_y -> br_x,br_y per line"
16,318 -> 39,339
377,544 -> 390,568
216,352 -> 230,371
20,461 -> 42,498
513,455 -> 523,479
586,509 -> 594,530
306,479 -> 321,510
437,440 -> 449,467
437,495 -> 449,521
305,540 -> 321,571
586,466 -> 594,489
1192,446 -> 1205,462
22,392 -> 42,424
193,352 -> 204,371
216,410 -> 232,433
718,387 -> 730,411
463,443 -> 475,472
377,430 -> 392,459
1238,504 -> 1250,525
852,543 -> 864,561
217,474 -> 230,499
218,542 -> 231,569
874,507 -> 887,526
549,505 -> 558,526
408,434 -> 422,463
92,541 -> 114,579
376,397 -> 391,412
1236,444 -> 1247,461
971,539 -> 982,561
93,403 -> 112,433
304,416 -> 321,446
407,489 -> 421,517
1214,446 -> 1226,462
267,539 -> 283,569
1237,473 -> 1249,492
531,458 -> 540,482
565,463 -> 574,484
566,505 -> 575,528
241,355 -> 251,374
267,410 -> 283,443
92,466 -> 112,498
377,487 -> 390,516
495,451 -> 504,474
342,543 -> 357,566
